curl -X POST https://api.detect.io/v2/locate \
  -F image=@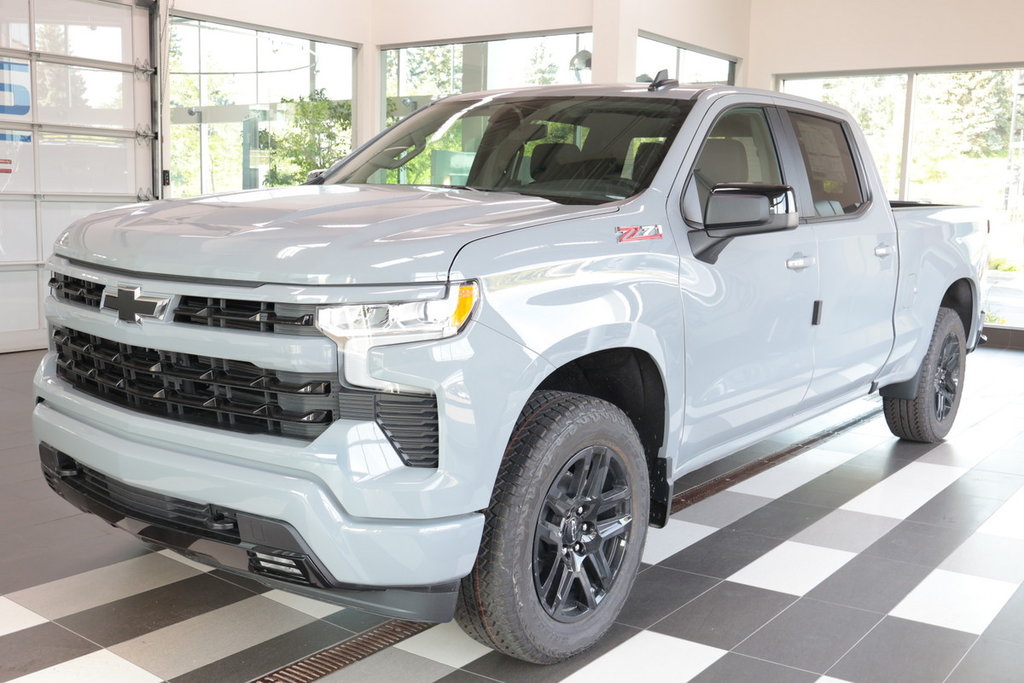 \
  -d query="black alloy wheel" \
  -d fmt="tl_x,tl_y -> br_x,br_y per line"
933,332 -> 961,422
533,445 -> 633,622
